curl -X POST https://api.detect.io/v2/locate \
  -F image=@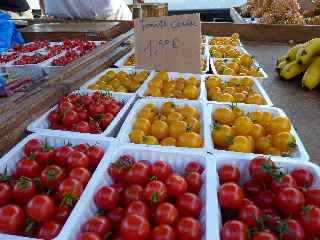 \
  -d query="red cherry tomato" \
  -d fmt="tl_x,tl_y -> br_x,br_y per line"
154,202 -> 178,226
175,217 -> 203,240
89,102 -> 106,118
125,201 -> 150,219
105,102 -> 121,116
13,177 -> 37,204
165,174 -> 188,198
112,182 -> 127,195
121,185 -> 143,206
16,158 -> 41,178
67,151 -> 89,170
279,219 -> 306,240
176,192 -> 203,218
243,179 -> 264,198
150,160 -> 172,182
26,195 -> 56,222
249,156 -> 275,182
24,139 -> 43,156
99,113 -> 114,129
291,168 -> 314,187
70,167 -> 91,186
48,111 -> 60,123
0,183 -> 12,206
120,214 -> 150,240
87,146 -> 105,169
271,174 -> 297,193
218,183 -> 244,209
82,216 -> 112,238
297,205 -> 320,236
262,208 -> 280,232
242,198 -> 254,206
57,178 -> 83,201
185,172 -> 203,194
185,161 -> 204,174
108,164 -> 127,183
305,188 -> 320,207
276,187 -> 305,217
143,180 -> 167,206
54,206 -> 71,224
239,204 -> 262,227
108,207 -> 125,228
74,144 -> 90,153
35,148 -> 55,166
0,204 -> 25,234
126,162 -> 150,186
40,165 -> 65,190
94,186 -> 119,211
218,164 -> 240,184
62,110 -> 80,127
255,191 -> 275,209
59,101 -> 74,113
37,220 -> 62,239
253,231 -> 277,240
54,146 -> 74,167
150,224 -> 175,240
221,220 -> 248,240
75,121 -> 91,133
78,232 -> 102,240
